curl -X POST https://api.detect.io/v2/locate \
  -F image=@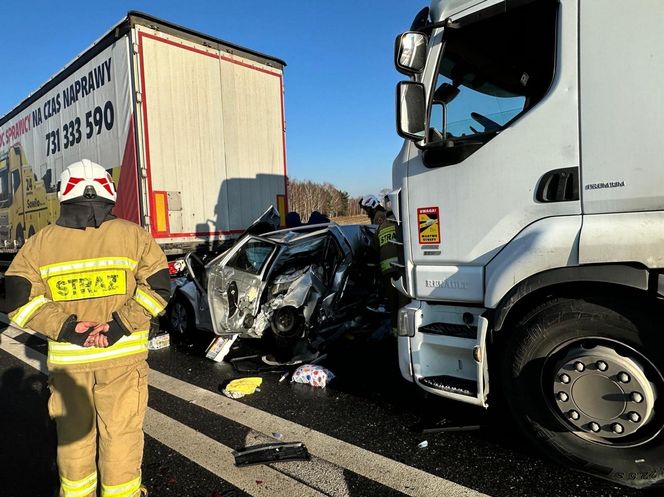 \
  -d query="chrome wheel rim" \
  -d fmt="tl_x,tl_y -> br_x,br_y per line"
547,338 -> 663,446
